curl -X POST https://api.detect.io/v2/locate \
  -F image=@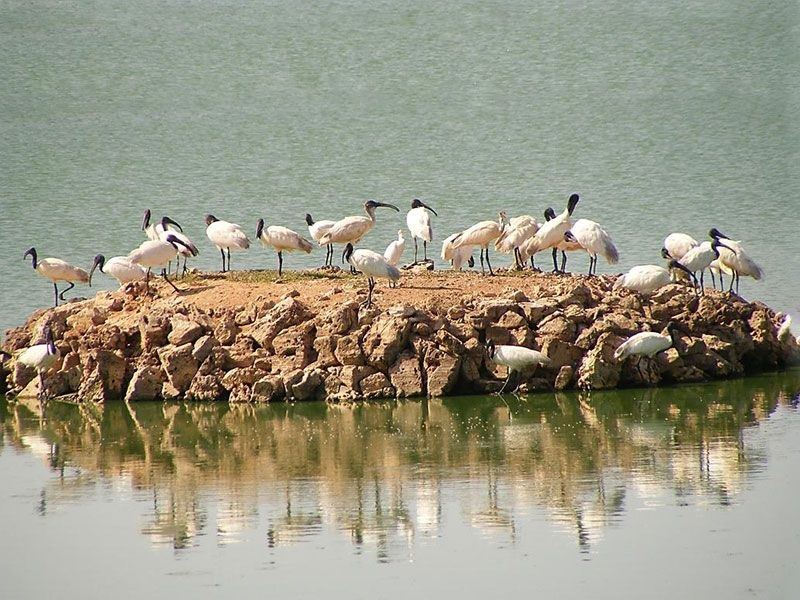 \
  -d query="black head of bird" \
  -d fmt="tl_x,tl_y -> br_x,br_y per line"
24,247 -> 38,269
661,247 -> 672,260
567,194 -> 580,215
88,254 -> 106,285
709,227 -> 730,240
256,218 -> 265,239
161,216 -> 183,232
565,230 -> 577,243
141,209 -> 152,231
544,207 -> 556,221
667,260 -> 695,278
364,200 -> 400,212
411,198 -> 438,216
305,213 -> 314,226
711,239 -> 735,257
165,234 -> 192,254
485,339 -> 497,359
205,214 -> 218,226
